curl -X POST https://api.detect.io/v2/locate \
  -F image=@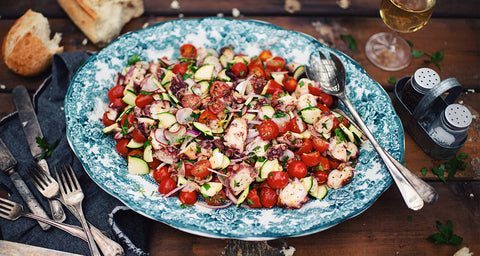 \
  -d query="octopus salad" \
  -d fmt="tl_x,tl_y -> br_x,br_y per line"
102,44 -> 364,209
